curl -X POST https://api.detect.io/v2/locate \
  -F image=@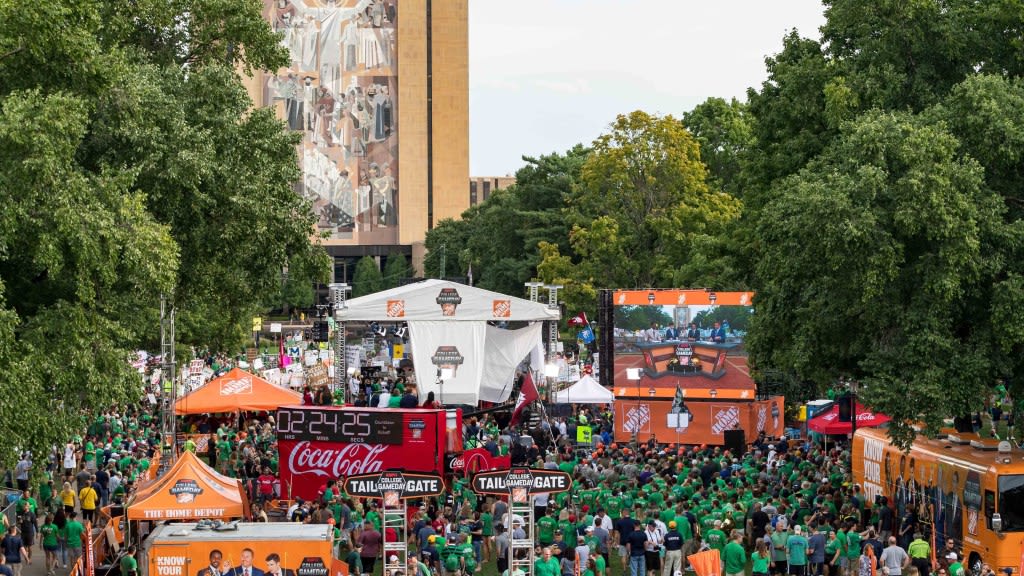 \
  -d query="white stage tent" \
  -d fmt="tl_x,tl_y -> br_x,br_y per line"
335,279 -> 559,404
553,375 -> 614,404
